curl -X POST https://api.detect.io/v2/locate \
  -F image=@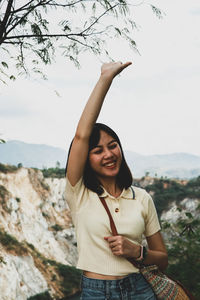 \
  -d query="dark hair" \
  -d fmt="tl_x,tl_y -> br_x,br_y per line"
66,123 -> 133,195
